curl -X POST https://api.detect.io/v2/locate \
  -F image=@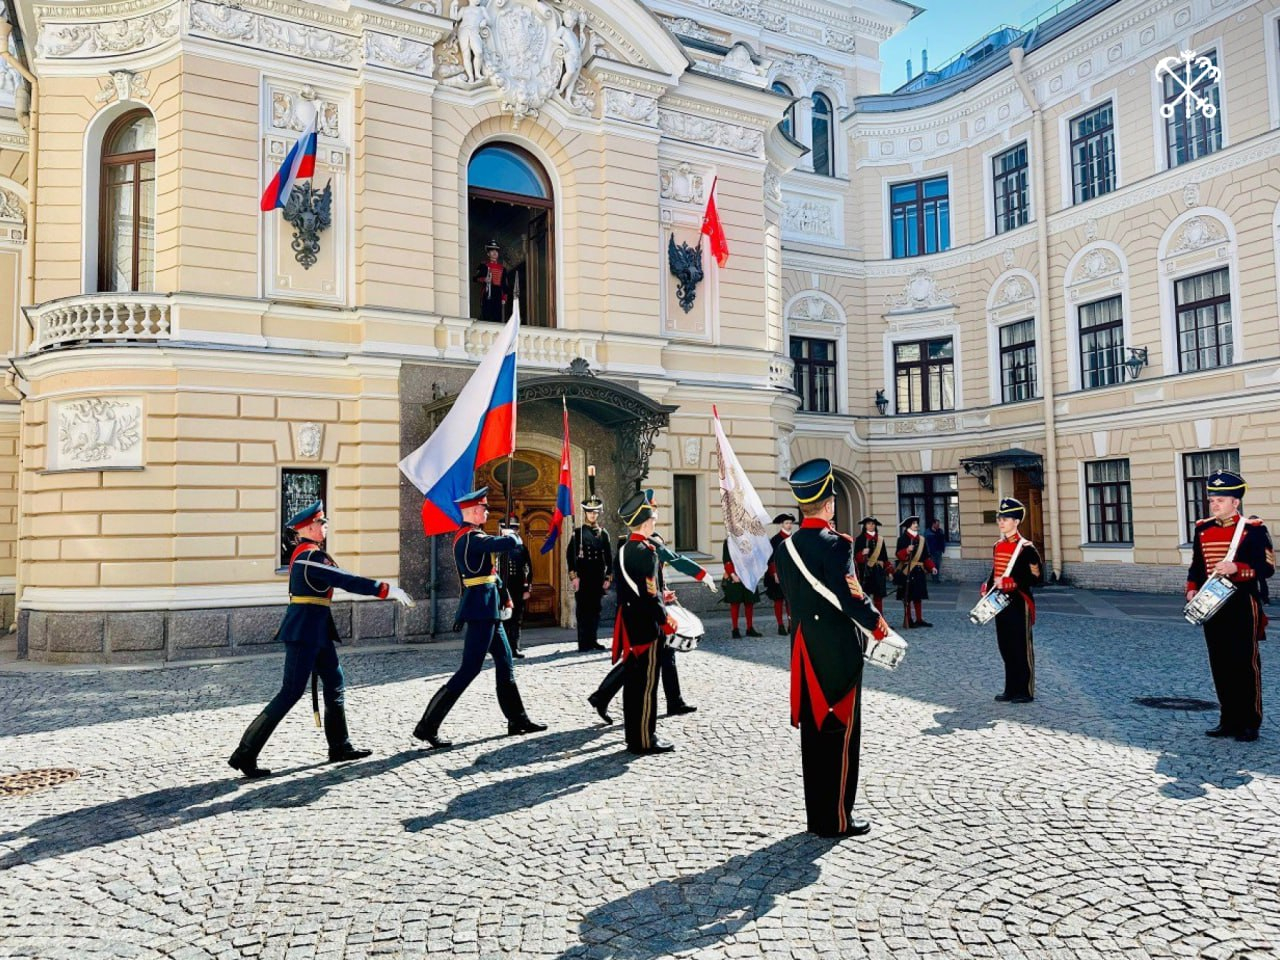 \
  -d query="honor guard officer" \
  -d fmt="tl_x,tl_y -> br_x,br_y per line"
228,501 -> 415,778
497,514 -> 534,658
853,517 -> 892,614
1186,470 -> 1272,742
568,473 -> 613,651
772,459 -> 890,837
764,514 -> 795,634
613,490 -> 681,754
981,498 -> 1042,704
894,516 -> 936,629
412,487 -> 547,748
